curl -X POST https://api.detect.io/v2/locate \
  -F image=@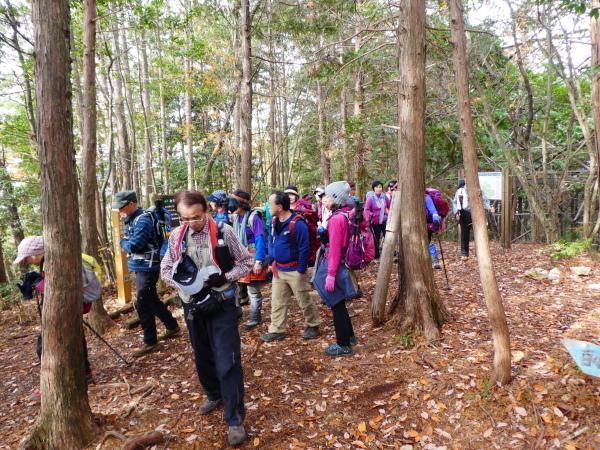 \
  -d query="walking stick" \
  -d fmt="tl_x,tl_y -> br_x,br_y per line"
83,319 -> 131,365
436,234 -> 451,290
